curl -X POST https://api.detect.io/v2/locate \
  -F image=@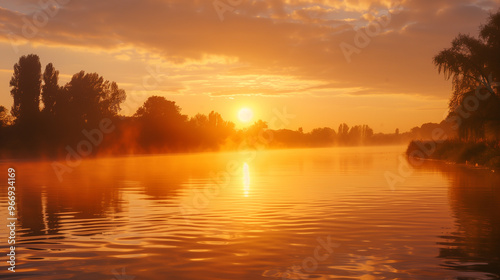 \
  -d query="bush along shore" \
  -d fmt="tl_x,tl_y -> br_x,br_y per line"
406,140 -> 500,170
